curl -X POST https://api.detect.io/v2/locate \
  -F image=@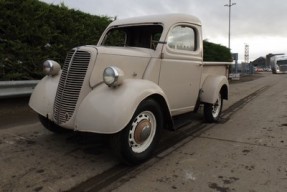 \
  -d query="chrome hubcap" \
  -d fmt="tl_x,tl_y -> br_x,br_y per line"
129,111 -> 156,153
134,120 -> 151,144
